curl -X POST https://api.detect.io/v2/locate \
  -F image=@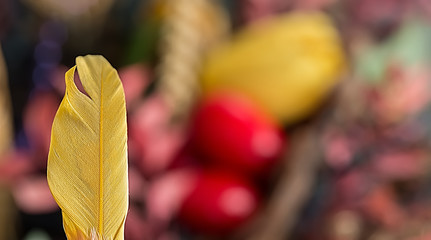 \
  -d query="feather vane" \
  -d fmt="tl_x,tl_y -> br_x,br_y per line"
47,55 -> 128,240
